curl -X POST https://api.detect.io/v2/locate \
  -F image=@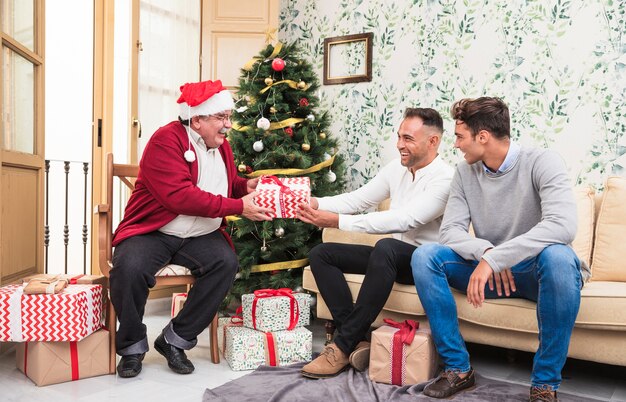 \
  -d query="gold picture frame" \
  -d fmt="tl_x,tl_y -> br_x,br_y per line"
323,32 -> 373,85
